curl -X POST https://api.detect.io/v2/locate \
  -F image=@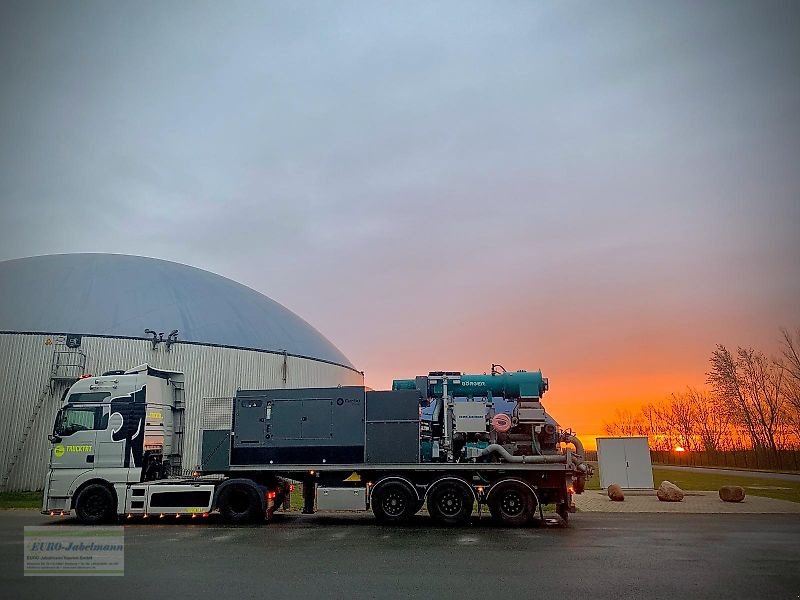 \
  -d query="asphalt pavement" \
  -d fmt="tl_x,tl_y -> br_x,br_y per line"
2,510 -> 799,599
